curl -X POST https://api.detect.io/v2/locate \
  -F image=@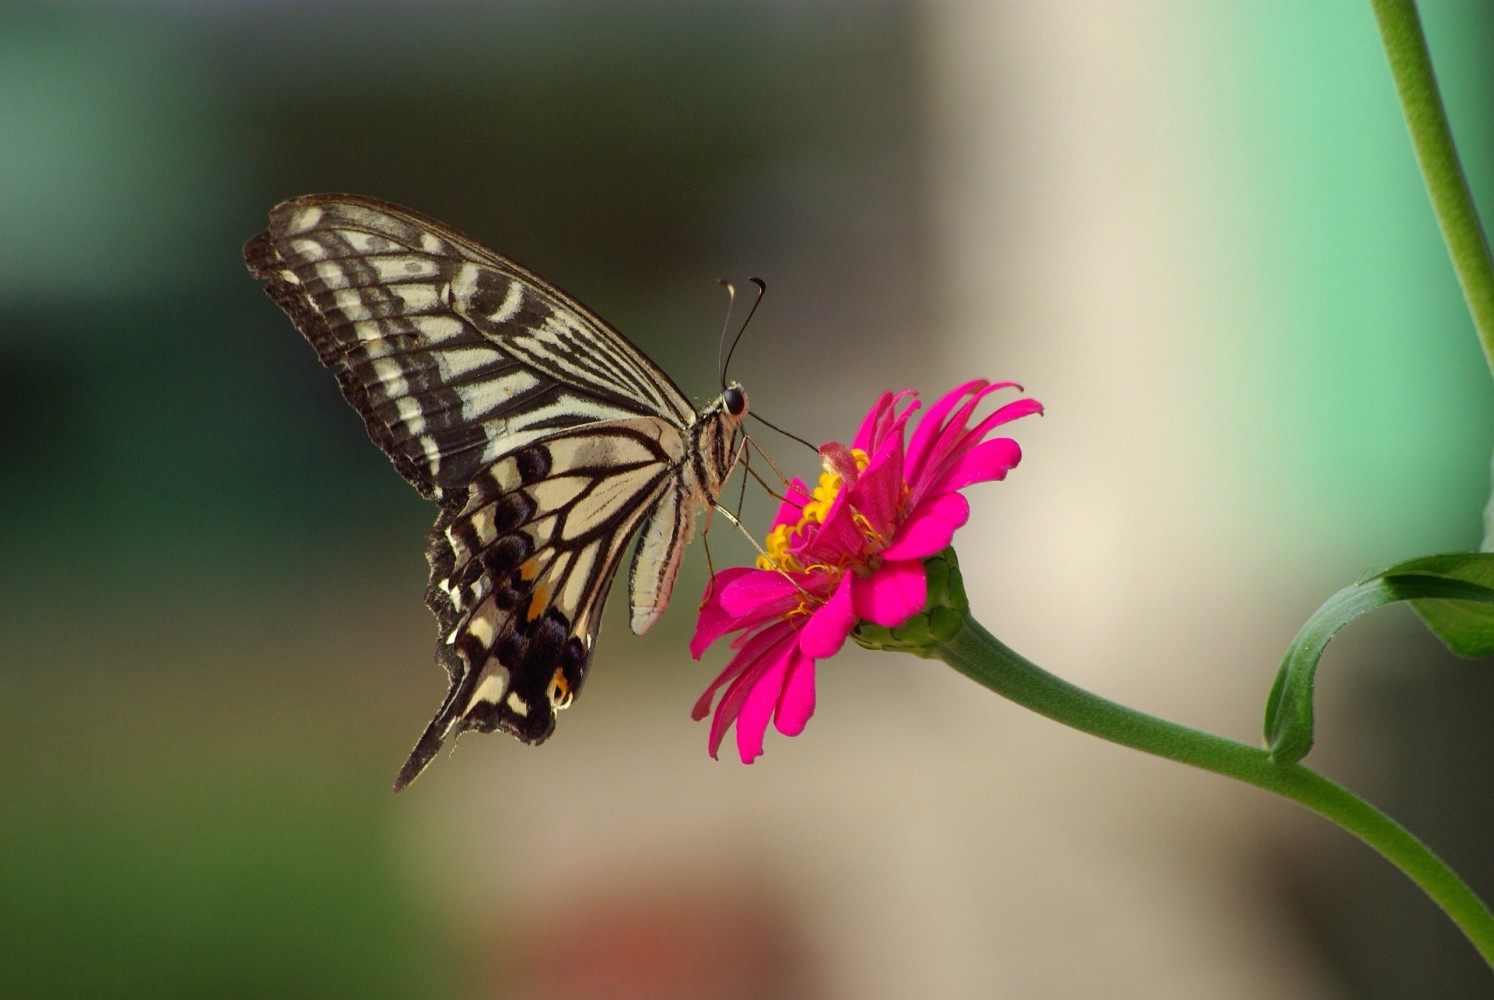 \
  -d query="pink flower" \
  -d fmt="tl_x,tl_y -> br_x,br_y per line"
691,379 -> 1043,762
